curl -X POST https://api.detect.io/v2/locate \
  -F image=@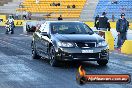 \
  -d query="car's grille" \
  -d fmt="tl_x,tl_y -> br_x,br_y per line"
76,42 -> 96,48
72,53 -> 99,58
